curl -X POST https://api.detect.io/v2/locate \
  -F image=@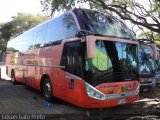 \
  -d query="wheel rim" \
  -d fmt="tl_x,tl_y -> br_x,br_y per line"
44,82 -> 52,97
